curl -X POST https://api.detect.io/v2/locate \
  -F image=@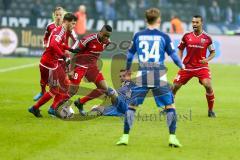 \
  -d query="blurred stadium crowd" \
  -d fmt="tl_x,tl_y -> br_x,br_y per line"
1,0 -> 240,25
